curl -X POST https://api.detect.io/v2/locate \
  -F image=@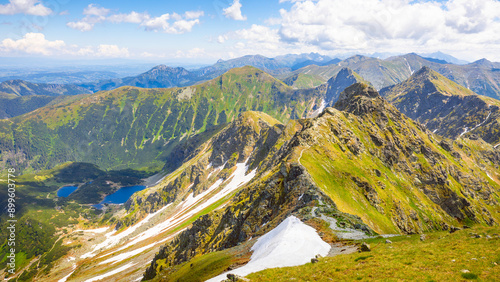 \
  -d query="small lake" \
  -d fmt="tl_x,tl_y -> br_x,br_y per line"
93,185 -> 146,209
57,186 -> 78,197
